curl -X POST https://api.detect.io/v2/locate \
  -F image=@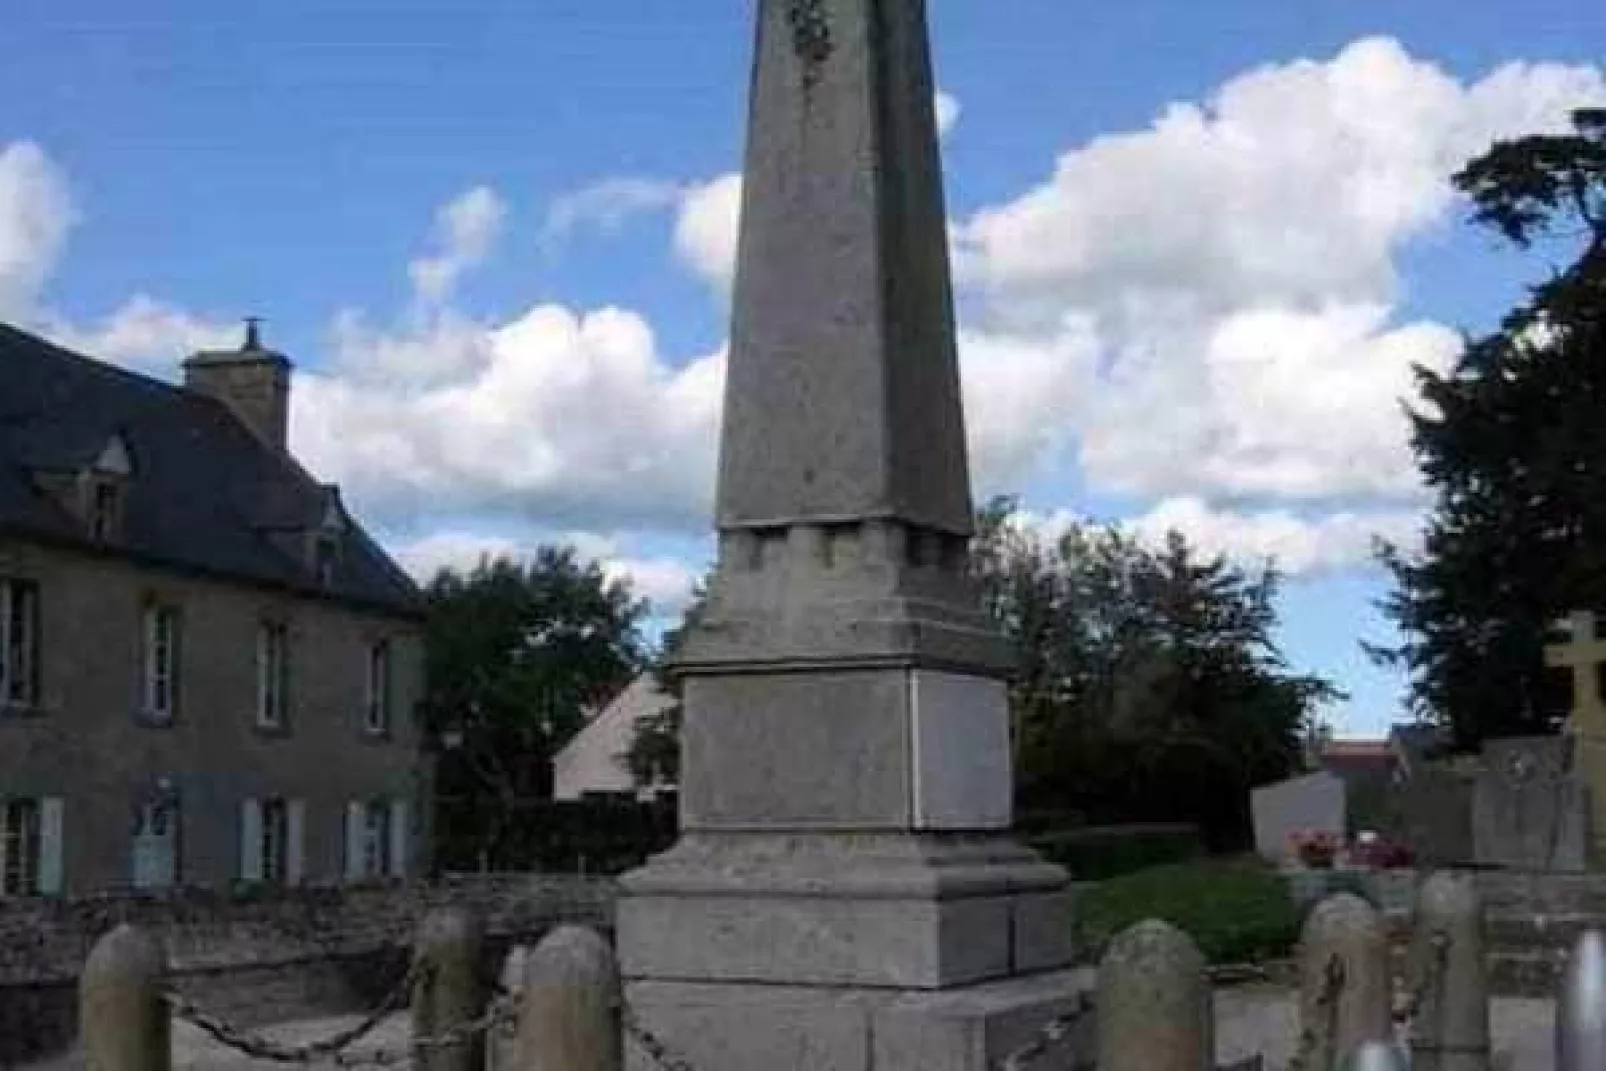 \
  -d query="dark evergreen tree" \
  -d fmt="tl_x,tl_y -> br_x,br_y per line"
1373,109 -> 1606,748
